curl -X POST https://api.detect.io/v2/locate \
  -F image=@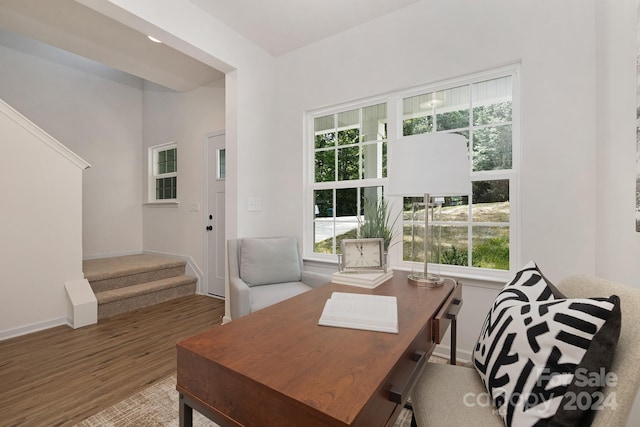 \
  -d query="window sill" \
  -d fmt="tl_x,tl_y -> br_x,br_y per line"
144,201 -> 180,208
303,255 -> 509,289
391,266 -> 508,289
